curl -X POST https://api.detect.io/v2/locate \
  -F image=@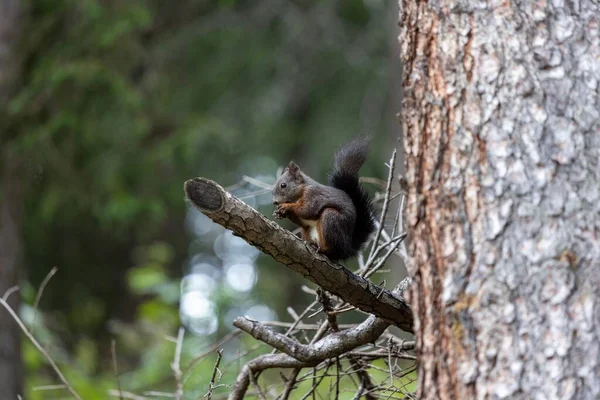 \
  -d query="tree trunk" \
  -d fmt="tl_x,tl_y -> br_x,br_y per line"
0,0 -> 23,396
399,1 -> 600,399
